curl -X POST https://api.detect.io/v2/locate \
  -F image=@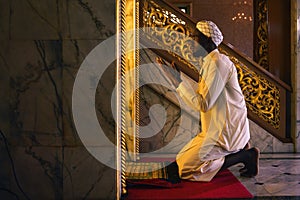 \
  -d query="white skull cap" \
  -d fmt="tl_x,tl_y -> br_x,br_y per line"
196,20 -> 223,46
